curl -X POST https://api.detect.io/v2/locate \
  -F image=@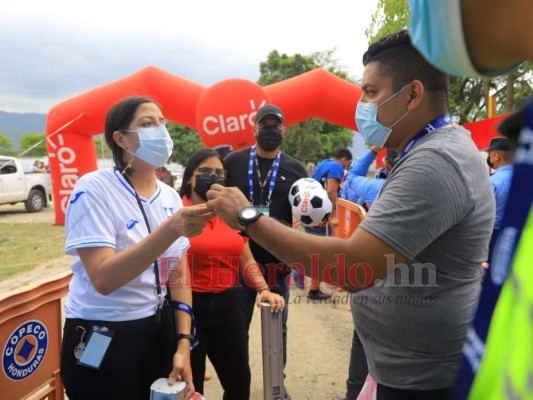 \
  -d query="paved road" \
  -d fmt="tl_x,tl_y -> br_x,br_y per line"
0,202 -> 57,224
